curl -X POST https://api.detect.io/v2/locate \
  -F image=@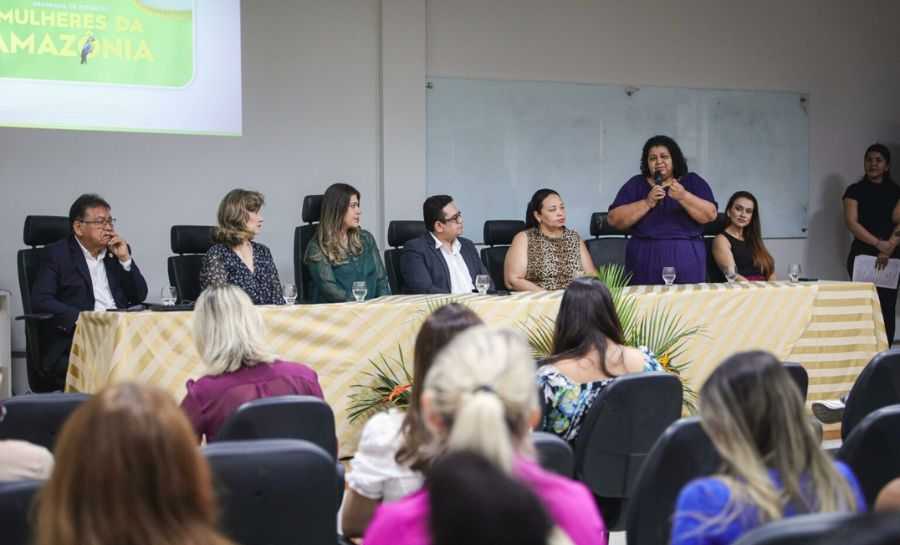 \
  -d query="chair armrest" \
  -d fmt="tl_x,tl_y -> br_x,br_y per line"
15,313 -> 53,321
